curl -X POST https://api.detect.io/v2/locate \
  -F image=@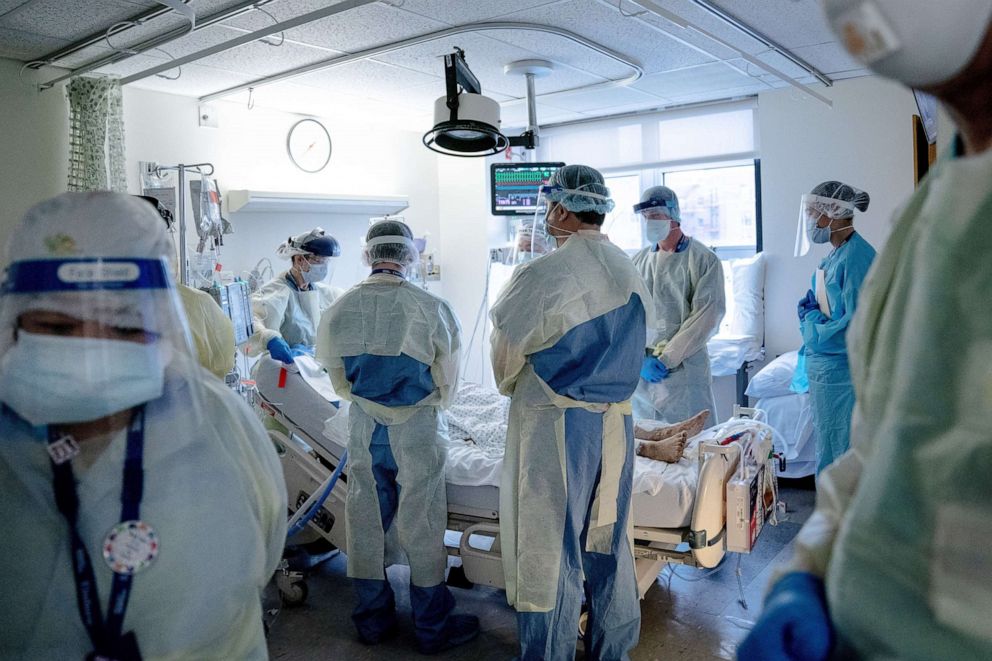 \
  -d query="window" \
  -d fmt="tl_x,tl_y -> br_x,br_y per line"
602,173 -> 643,252
602,160 -> 760,258
663,162 -> 759,258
